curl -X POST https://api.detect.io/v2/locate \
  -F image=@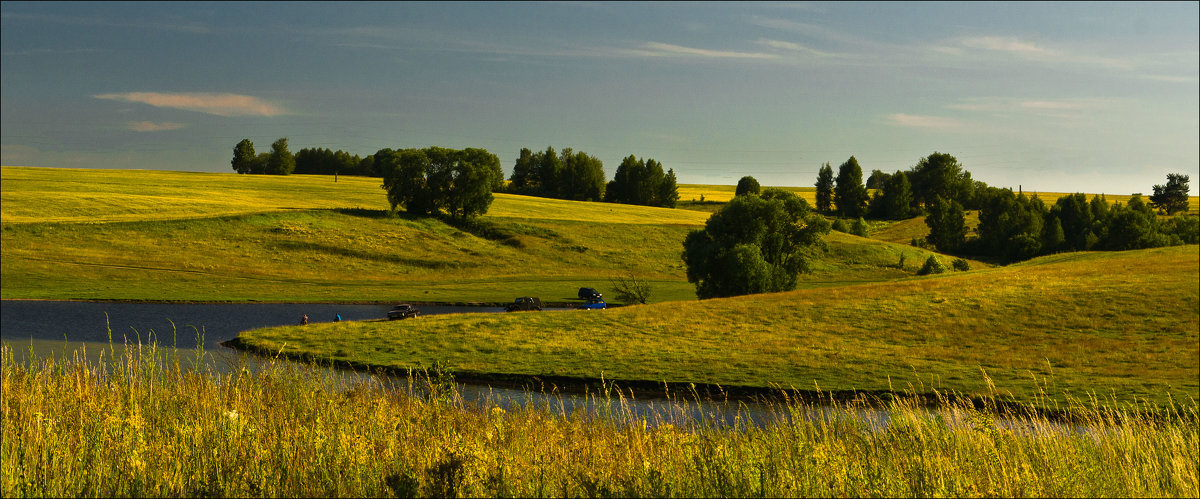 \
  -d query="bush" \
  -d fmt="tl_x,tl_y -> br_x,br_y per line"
851,217 -> 869,237
917,255 -> 947,275
952,258 -> 971,271
832,218 -> 850,233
